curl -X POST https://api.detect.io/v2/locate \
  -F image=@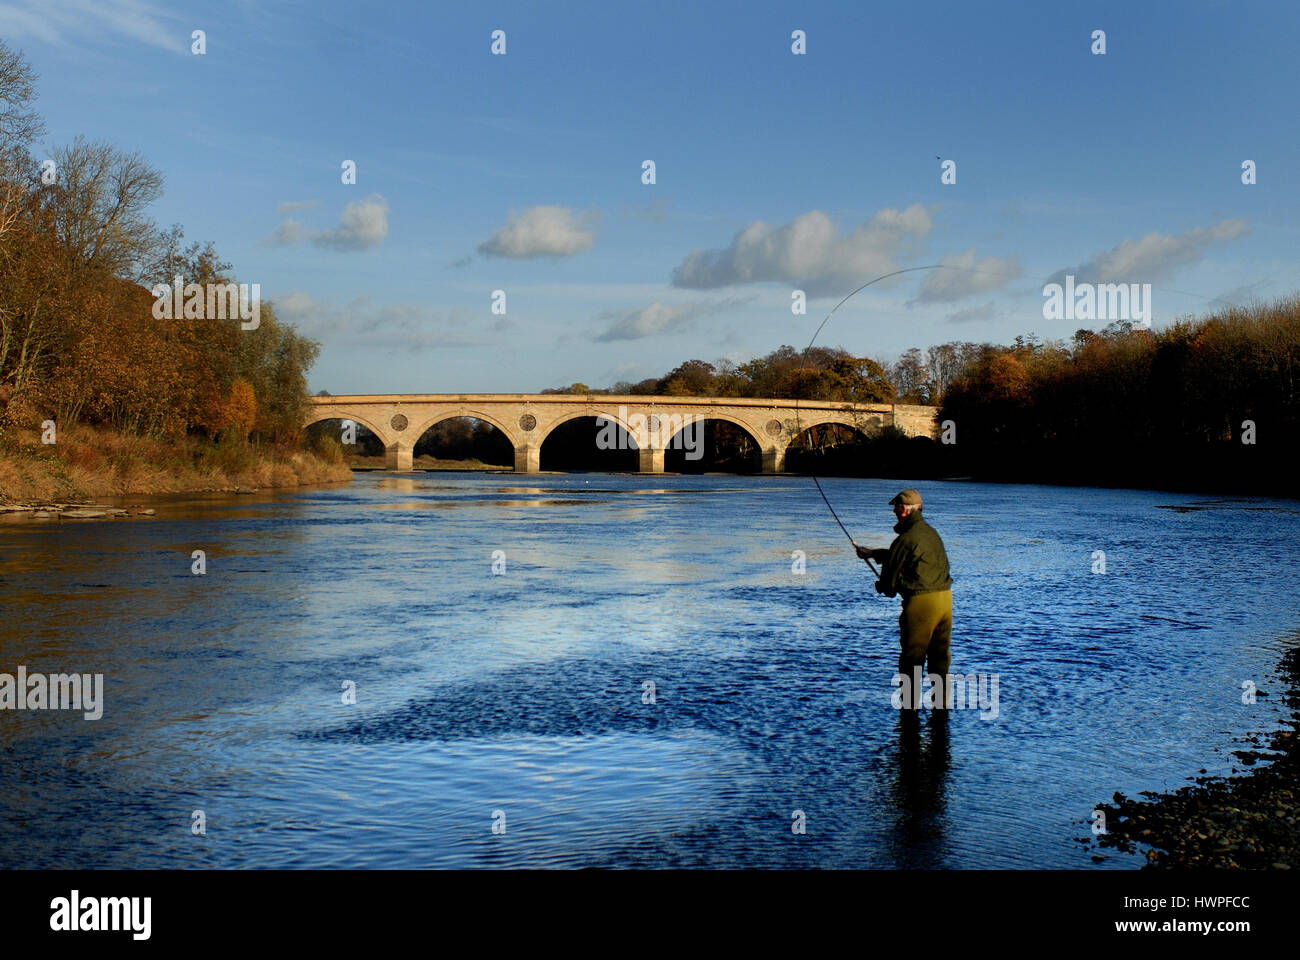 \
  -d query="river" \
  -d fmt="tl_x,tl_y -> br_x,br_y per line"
2,472 -> 1297,868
